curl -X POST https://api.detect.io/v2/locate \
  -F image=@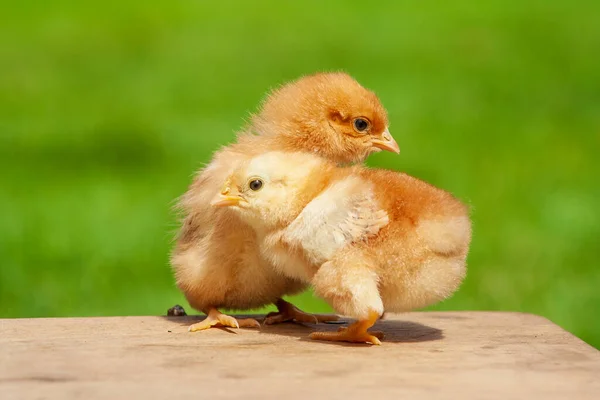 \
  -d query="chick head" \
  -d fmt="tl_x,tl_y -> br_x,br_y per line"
254,72 -> 399,165
211,151 -> 327,229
